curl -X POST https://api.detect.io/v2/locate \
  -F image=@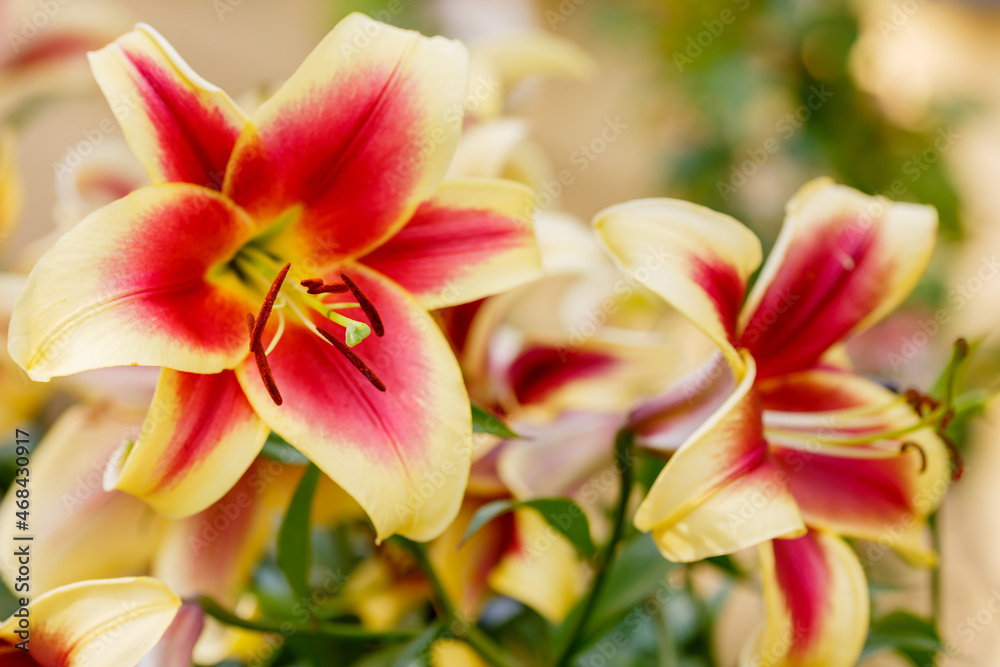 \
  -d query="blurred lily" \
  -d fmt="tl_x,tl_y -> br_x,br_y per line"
8,14 -> 542,541
0,130 -> 45,431
465,30 -> 596,123
344,279 -> 667,630
594,178 -> 952,666
15,137 -> 149,273
0,577 -> 181,666
427,444 -> 589,625
0,0 -> 129,121
0,401 -> 356,664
